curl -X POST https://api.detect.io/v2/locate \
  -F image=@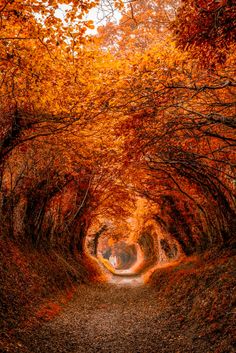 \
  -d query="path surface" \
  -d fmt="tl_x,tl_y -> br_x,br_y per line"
20,281 -> 212,353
